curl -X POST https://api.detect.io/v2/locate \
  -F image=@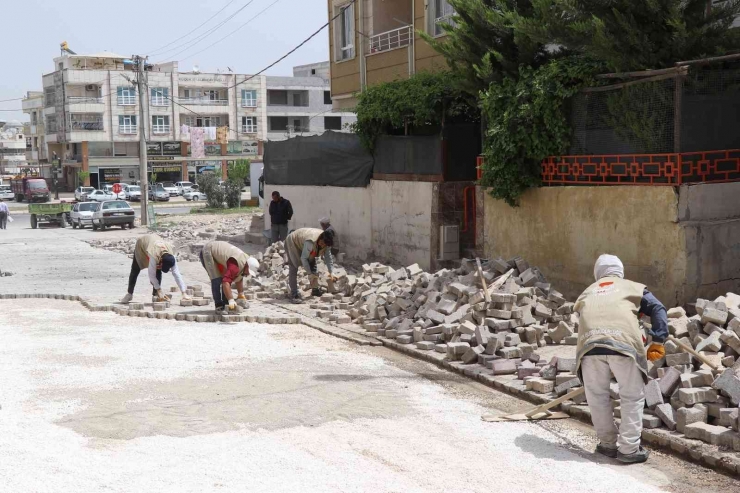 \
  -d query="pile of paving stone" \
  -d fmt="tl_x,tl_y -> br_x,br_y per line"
0,268 -> 14,277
